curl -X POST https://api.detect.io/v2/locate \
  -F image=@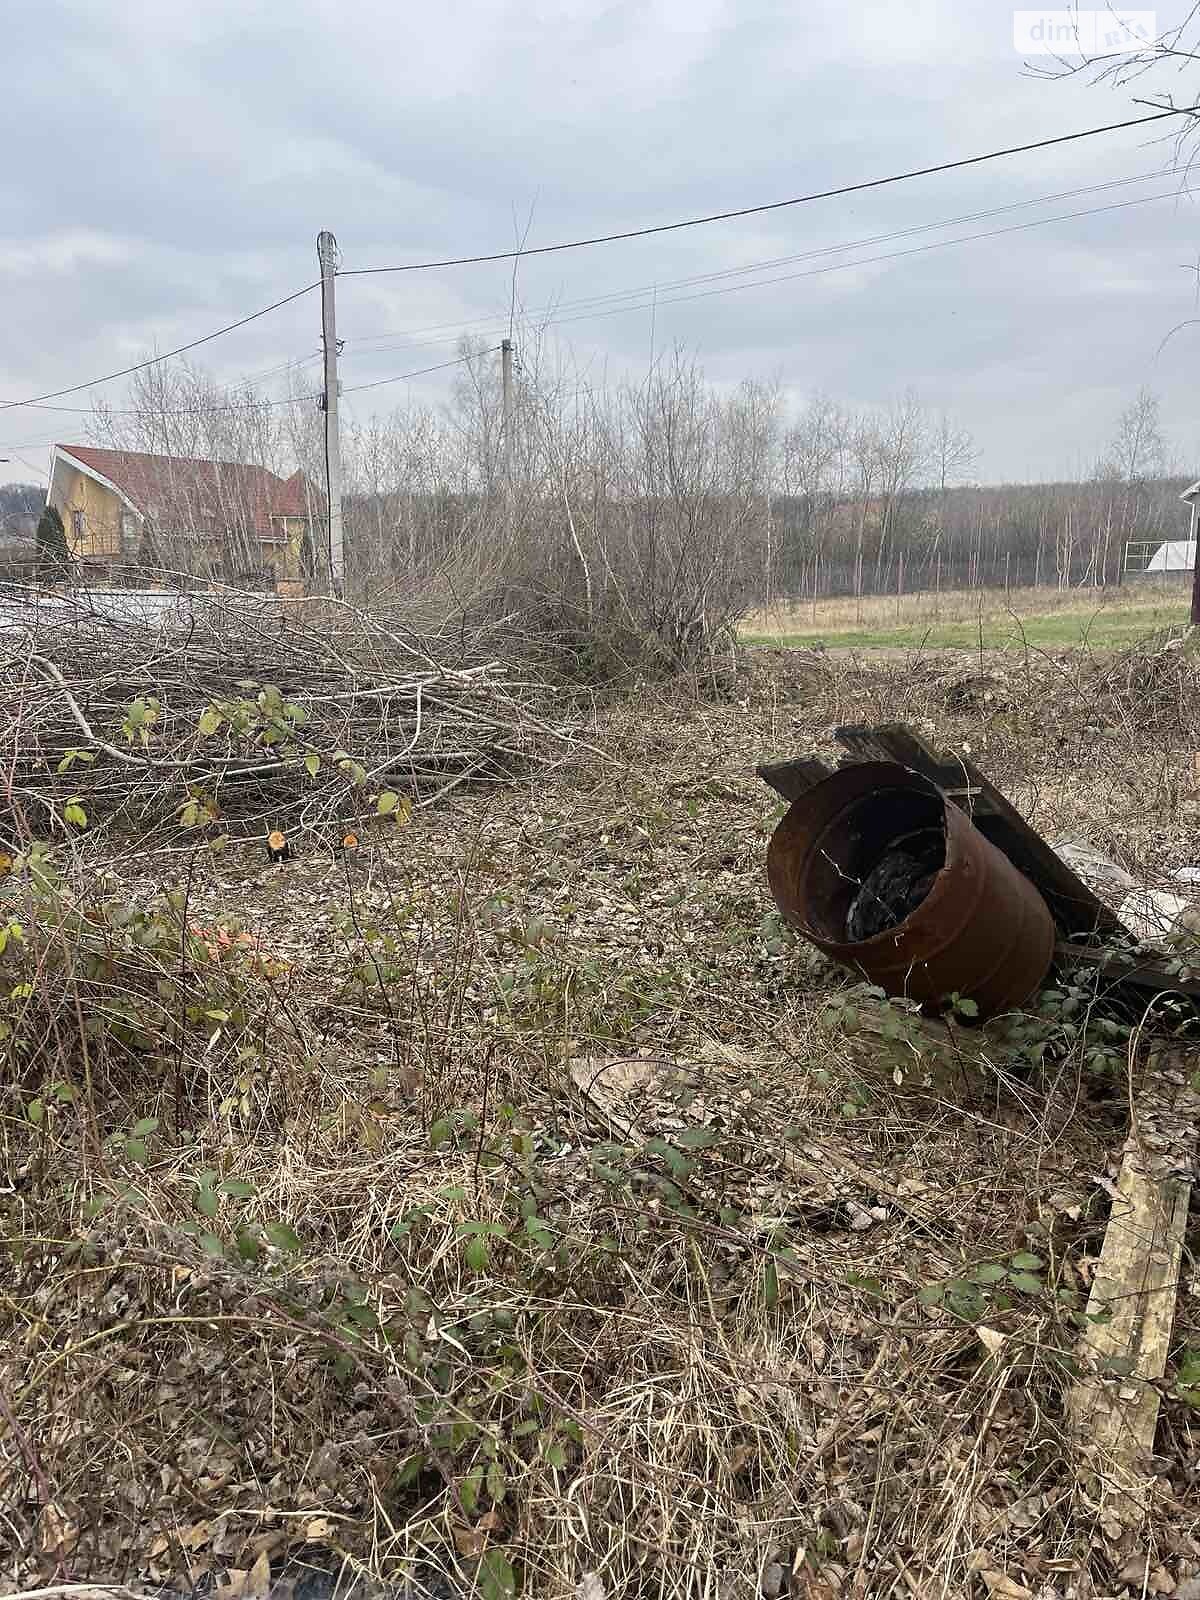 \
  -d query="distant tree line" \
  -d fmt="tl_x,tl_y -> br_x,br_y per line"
80,340 -> 1193,668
